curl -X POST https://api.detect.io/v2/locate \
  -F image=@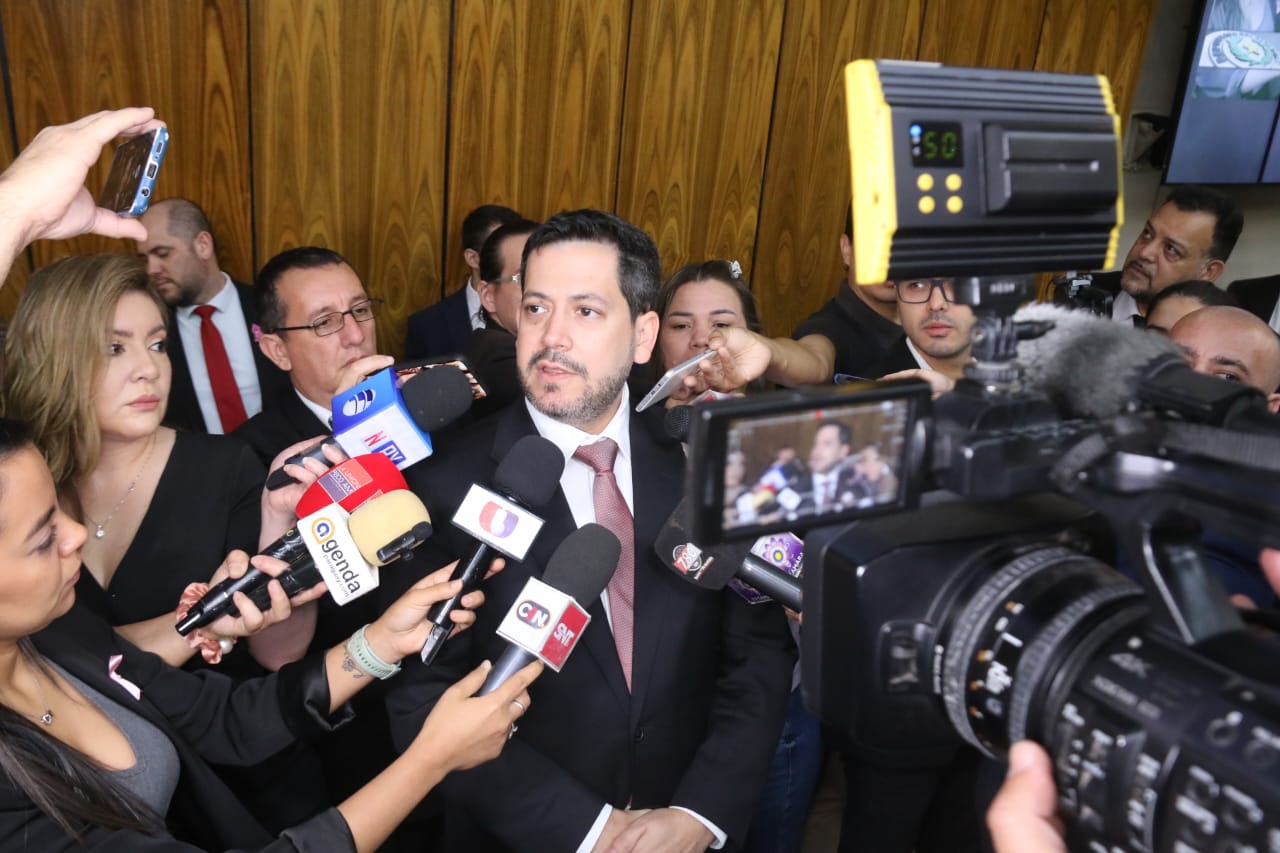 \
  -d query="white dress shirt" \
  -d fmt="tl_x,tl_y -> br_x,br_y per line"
173,274 -> 263,433
523,386 -> 727,851
465,277 -> 486,331
1111,290 -> 1144,327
